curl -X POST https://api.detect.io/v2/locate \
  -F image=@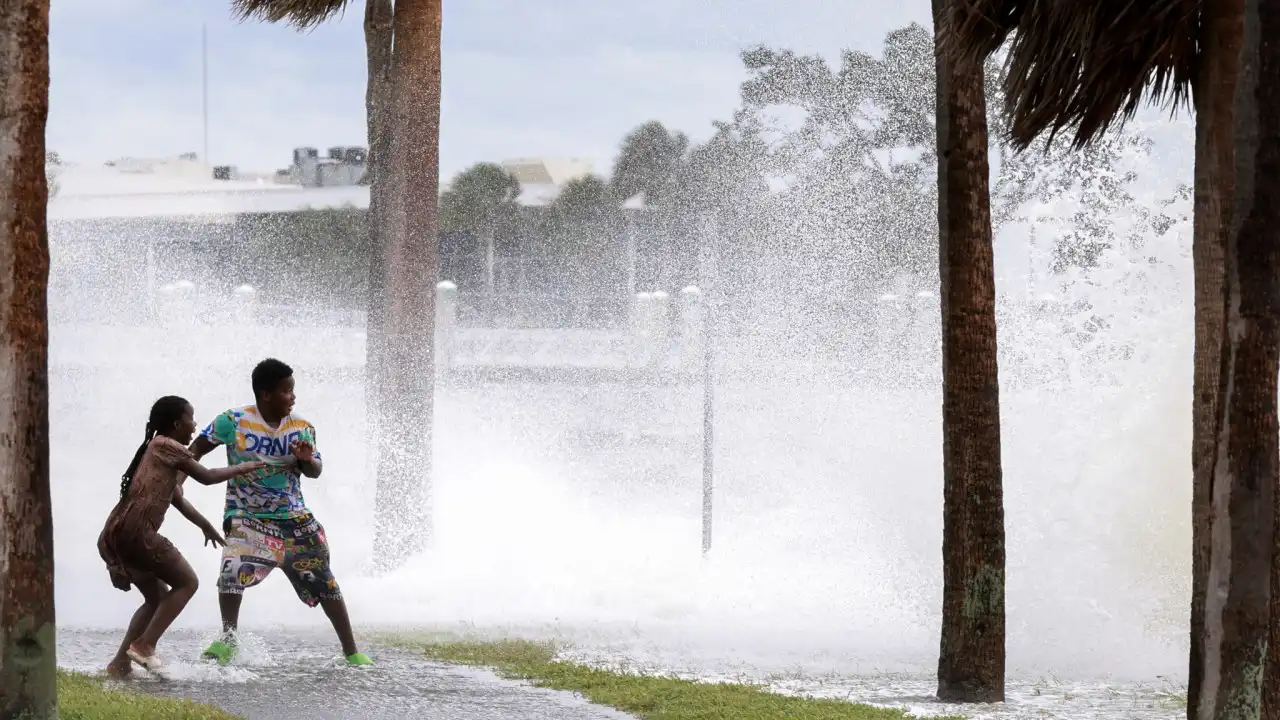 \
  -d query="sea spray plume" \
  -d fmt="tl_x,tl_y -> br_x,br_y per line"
719,26 -> 1184,380
231,0 -> 441,569
37,15 -> 1206,695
